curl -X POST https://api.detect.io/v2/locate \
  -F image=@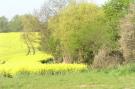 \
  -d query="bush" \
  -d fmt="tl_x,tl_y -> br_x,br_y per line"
47,3 -> 113,64
39,58 -> 54,64
103,0 -> 134,47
